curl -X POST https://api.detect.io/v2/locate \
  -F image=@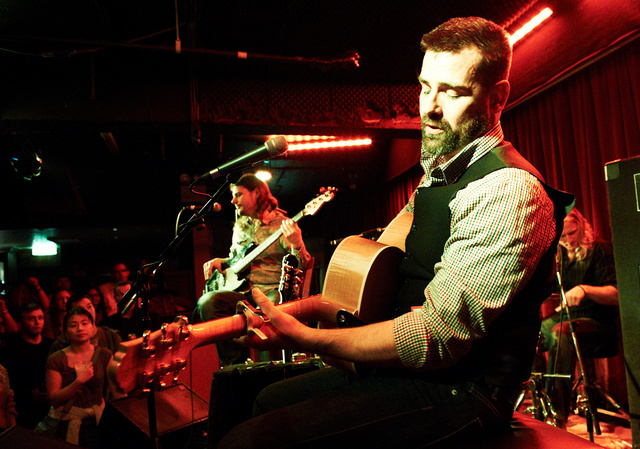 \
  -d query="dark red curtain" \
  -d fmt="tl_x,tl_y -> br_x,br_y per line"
503,38 -> 640,240
382,38 -> 640,241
